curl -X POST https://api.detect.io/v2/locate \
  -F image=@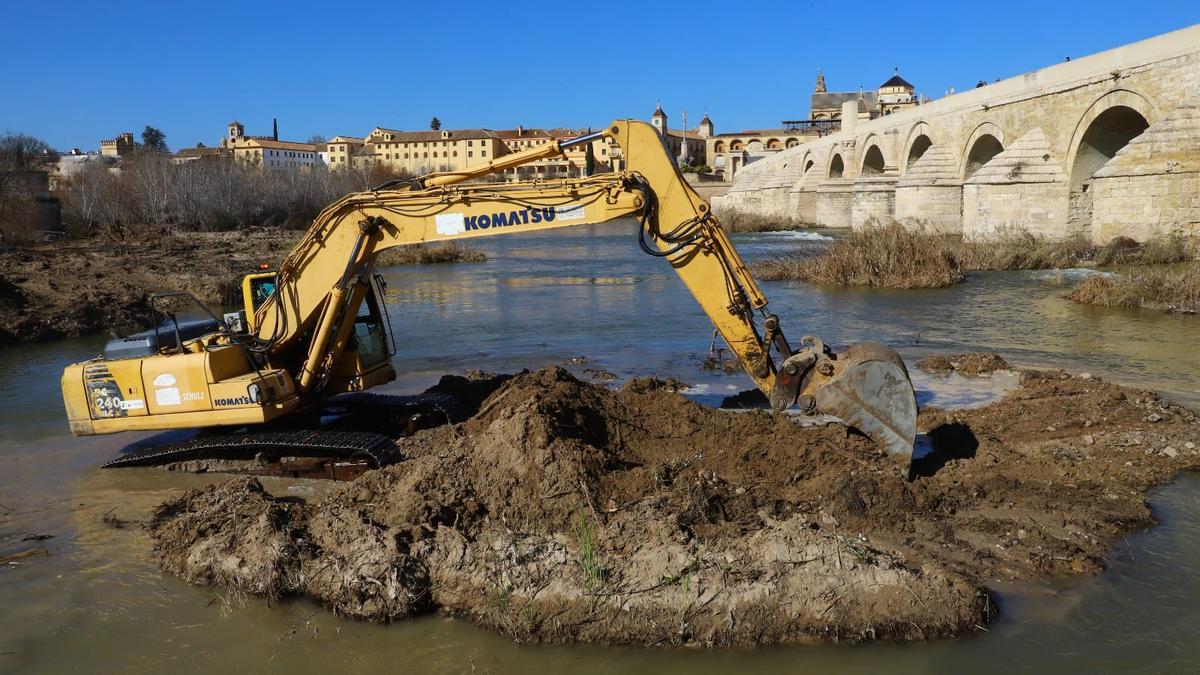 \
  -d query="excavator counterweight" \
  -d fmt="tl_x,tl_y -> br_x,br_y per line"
61,119 -> 919,474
